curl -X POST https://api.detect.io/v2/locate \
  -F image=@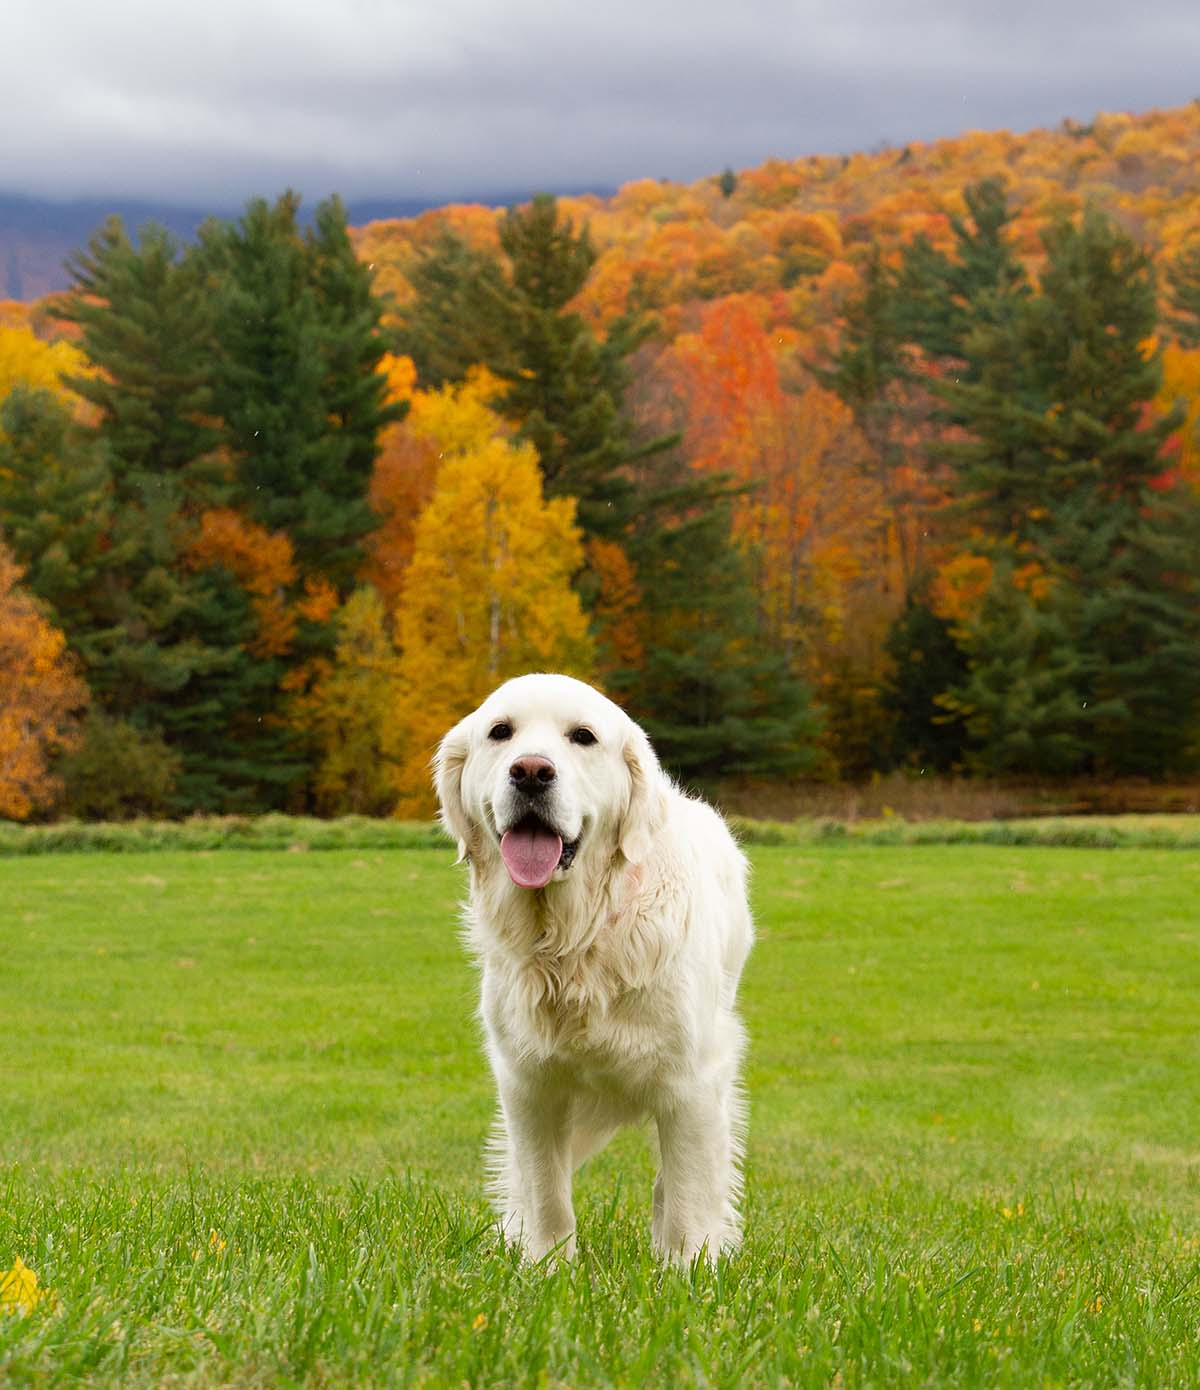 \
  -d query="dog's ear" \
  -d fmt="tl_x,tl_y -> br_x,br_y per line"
619,722 -> 669,865
434,717 -> 475,862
